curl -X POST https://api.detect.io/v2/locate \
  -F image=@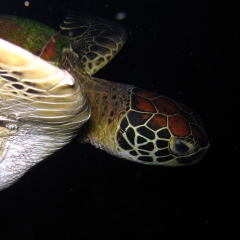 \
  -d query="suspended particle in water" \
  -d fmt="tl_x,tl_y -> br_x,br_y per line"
24,1 -> 30,7
115,12 -> 127,21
